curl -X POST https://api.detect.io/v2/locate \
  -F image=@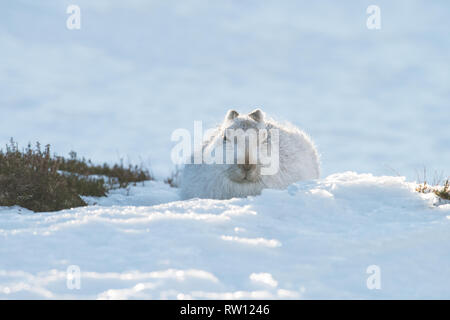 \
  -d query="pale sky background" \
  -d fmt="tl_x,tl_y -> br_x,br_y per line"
1,0 -> 449,179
